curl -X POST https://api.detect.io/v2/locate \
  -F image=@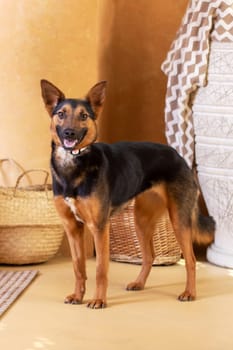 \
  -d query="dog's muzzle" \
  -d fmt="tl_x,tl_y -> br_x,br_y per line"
58,127 -> 87,150
62,128 -> 78,149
